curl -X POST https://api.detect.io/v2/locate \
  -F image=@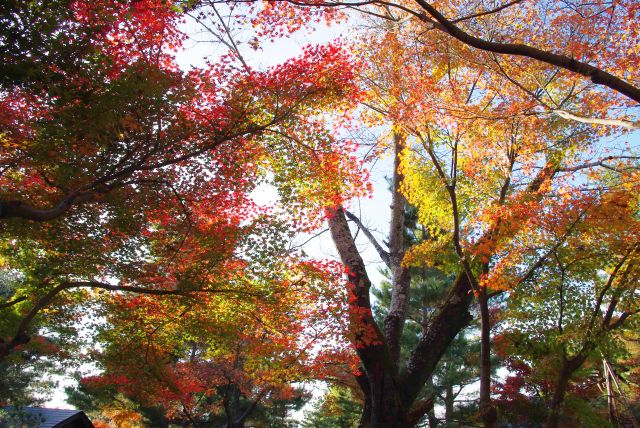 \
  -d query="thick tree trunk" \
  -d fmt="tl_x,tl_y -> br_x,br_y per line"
369,366 -> 407,427
329,188 -> 474,427
398,271 -> 474,406
544,353 -> 588,428
223,384 -> 244,428
327,206 -> 407,427
478,288 -> 497,427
